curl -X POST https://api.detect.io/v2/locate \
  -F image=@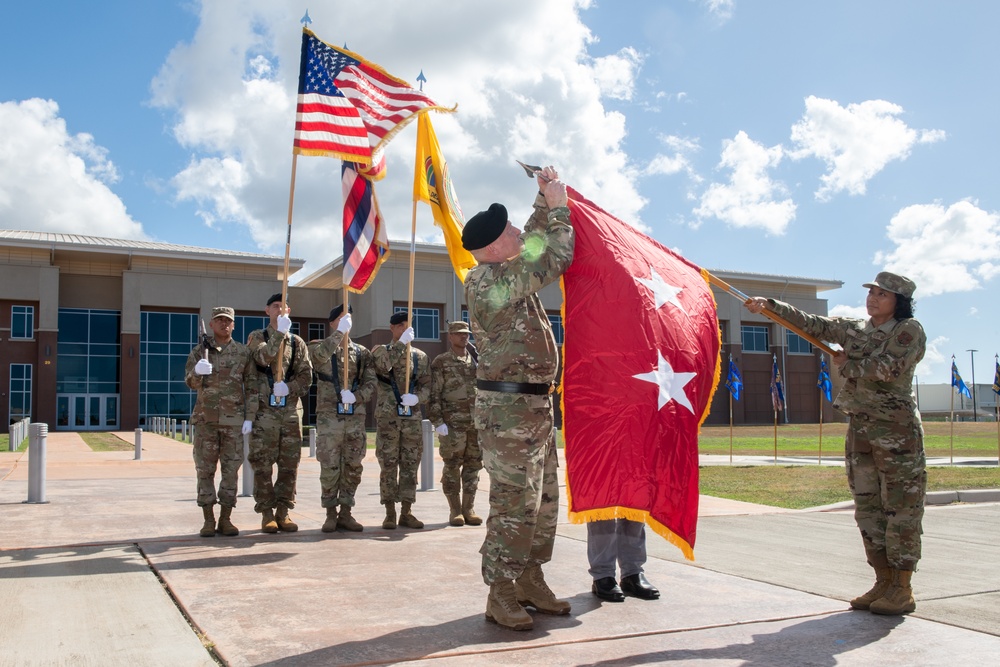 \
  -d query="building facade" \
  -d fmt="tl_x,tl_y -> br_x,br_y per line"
1,230 -> 841,430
